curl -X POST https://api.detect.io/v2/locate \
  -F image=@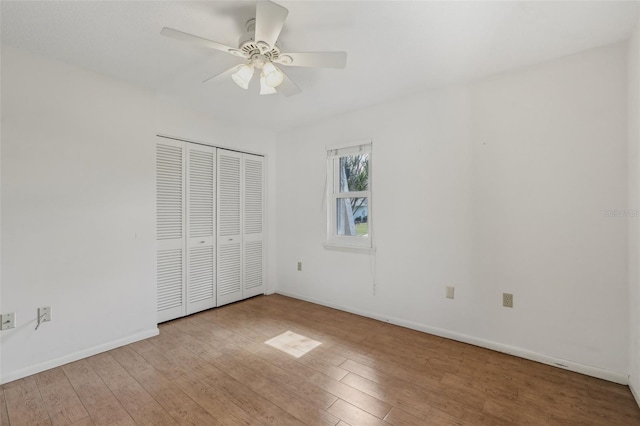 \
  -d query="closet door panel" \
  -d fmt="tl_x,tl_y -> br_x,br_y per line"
157,140 -> 186,322
186,144 -> 216,314
243,154 -> 265,298
217,149 -> 243,306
